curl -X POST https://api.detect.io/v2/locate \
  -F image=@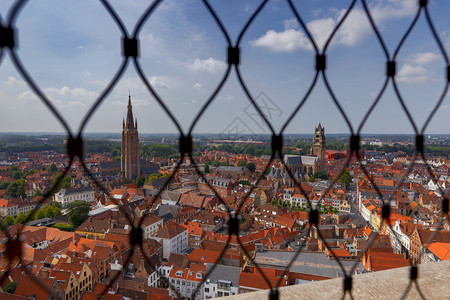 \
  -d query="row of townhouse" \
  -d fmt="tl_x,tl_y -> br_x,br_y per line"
283,189 -> 350,212
50,261 -> 93,300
